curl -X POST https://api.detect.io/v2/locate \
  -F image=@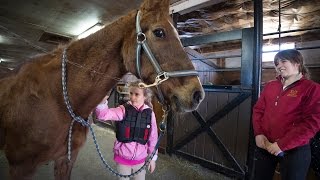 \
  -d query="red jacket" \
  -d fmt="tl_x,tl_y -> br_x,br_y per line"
253,76 -> 320,151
